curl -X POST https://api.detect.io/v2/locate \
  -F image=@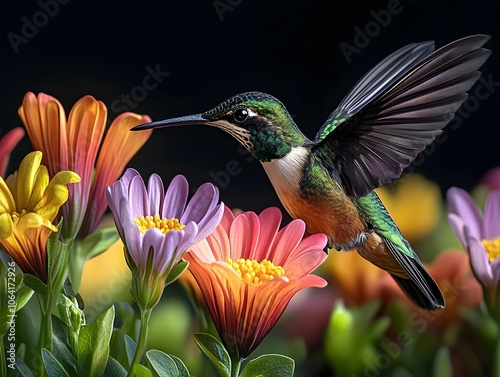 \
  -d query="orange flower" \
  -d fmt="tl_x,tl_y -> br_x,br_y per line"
0,127 -> 24,177
18,92 -> 152,240
185,207 -> 327,358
